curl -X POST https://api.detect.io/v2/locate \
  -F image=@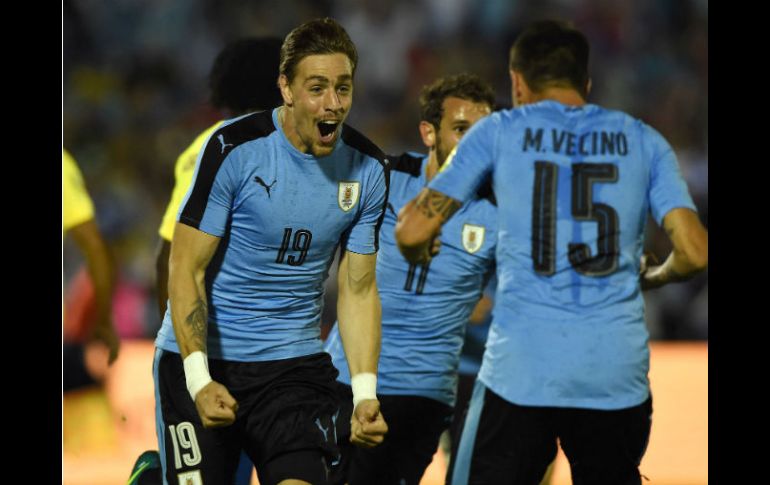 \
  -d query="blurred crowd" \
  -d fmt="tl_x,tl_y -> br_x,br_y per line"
63,0 -> 707,340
